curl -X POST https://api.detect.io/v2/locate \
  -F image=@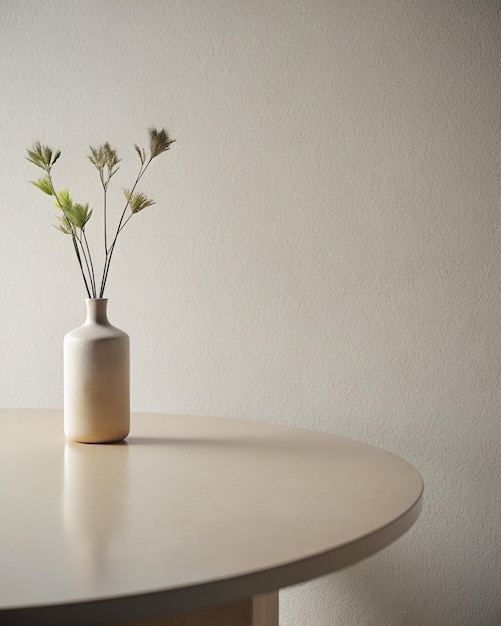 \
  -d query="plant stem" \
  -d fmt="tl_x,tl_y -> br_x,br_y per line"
82,229 -> 97,298
71,235 -> 92,298
47,172 -> 94,298
75,231 -> 96,298
117,213 -> 134,234
99,158 -> 152,297
103,186 -> 108,255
